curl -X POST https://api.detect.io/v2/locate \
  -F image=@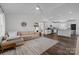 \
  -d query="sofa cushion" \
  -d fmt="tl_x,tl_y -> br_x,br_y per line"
17,32 -> 40,41
7,36 -> 20,40
7,31 -> 19,40
2,38 -> 24,47
8,31 -> 17,37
